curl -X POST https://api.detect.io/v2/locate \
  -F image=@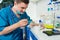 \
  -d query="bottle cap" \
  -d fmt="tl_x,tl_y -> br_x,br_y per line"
39,20 -> 42,23
57,16 -> 60,19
